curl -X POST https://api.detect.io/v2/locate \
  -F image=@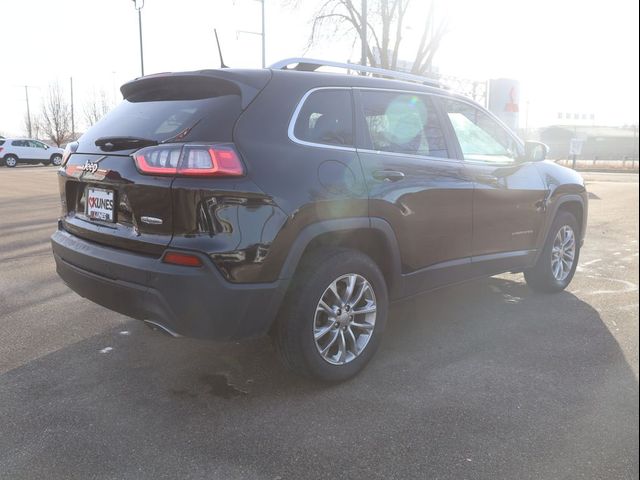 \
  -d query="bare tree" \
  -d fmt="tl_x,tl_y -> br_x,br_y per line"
84,89 -> 112,127
40,81 -> 72,146
306,0 -> 449,75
